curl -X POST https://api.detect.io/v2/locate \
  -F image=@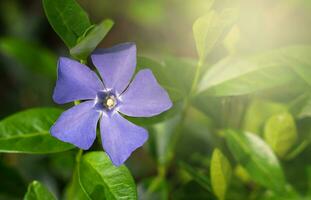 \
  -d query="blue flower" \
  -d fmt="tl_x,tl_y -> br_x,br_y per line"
50,43 -> 172,166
